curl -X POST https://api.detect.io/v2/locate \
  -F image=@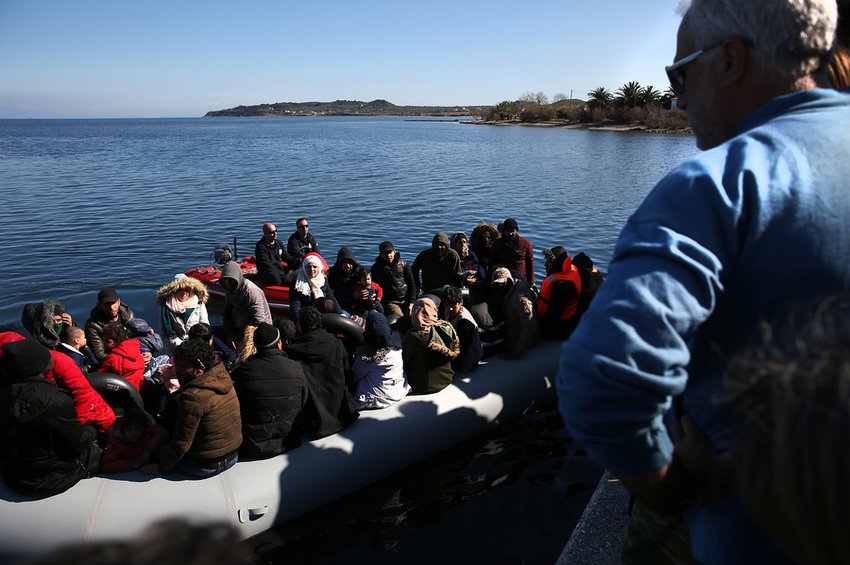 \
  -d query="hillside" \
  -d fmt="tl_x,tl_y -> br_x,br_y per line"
205,99 -> 489,117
